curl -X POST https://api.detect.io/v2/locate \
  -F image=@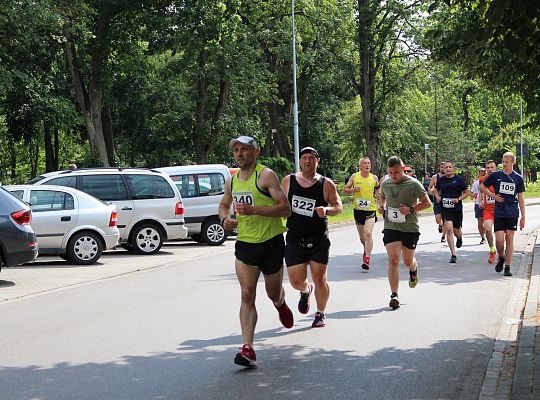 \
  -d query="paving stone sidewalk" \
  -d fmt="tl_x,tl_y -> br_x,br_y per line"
512,230 -> 540,399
